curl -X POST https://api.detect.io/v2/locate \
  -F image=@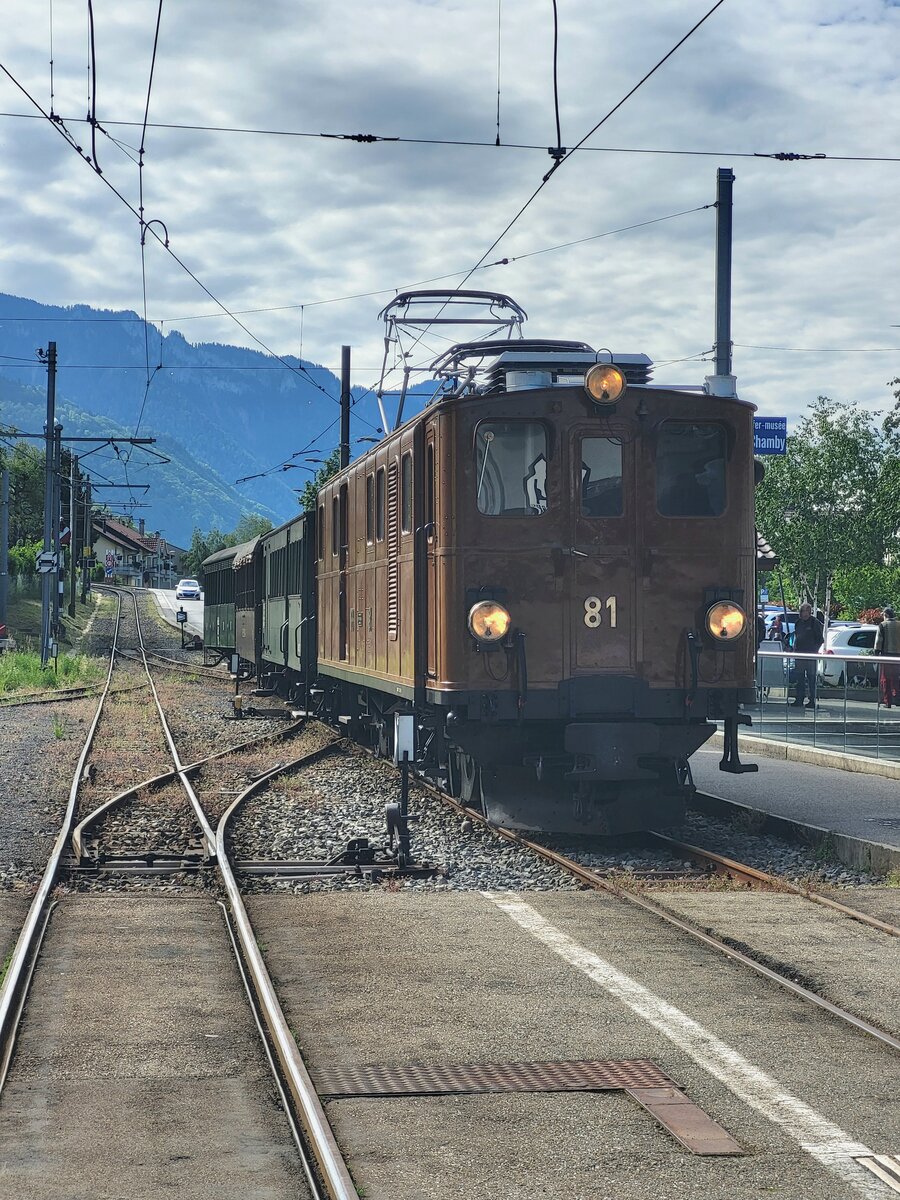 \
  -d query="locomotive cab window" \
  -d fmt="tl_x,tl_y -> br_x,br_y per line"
475,420 -> 548,516
657,422 -> 727,517
580,438 -> 623,517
